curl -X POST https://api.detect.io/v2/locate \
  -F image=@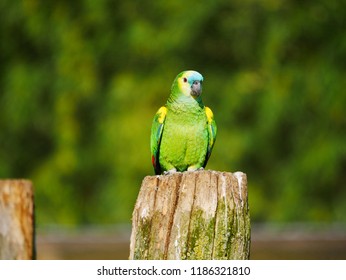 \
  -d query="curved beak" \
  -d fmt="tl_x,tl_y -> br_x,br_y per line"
191,80 -> 202,97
